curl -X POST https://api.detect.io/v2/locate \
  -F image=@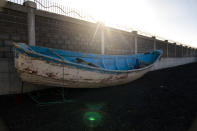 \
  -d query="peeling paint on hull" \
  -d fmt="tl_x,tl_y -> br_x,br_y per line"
15,53 -> 154,88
